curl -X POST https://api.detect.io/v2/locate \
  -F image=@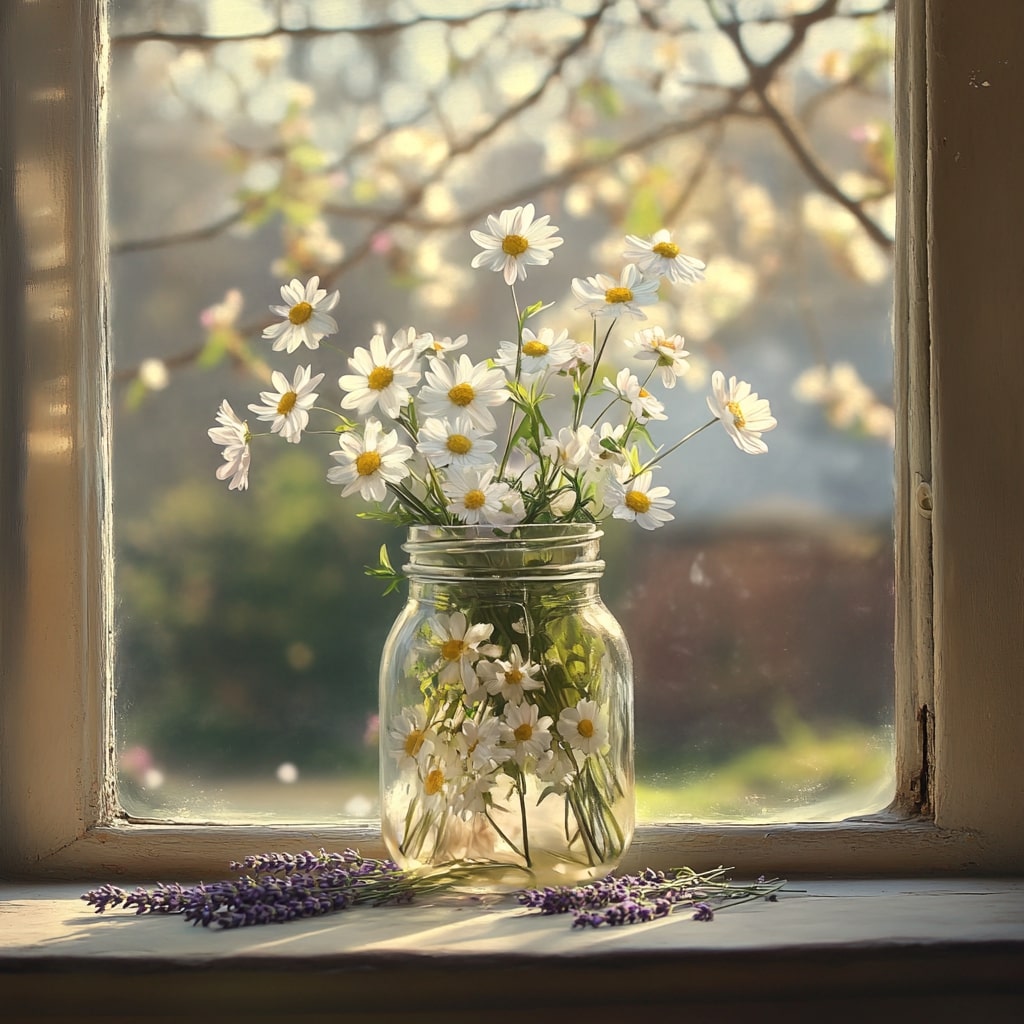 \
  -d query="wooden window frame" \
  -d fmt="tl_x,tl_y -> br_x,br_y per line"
2,0 -> 1021,880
